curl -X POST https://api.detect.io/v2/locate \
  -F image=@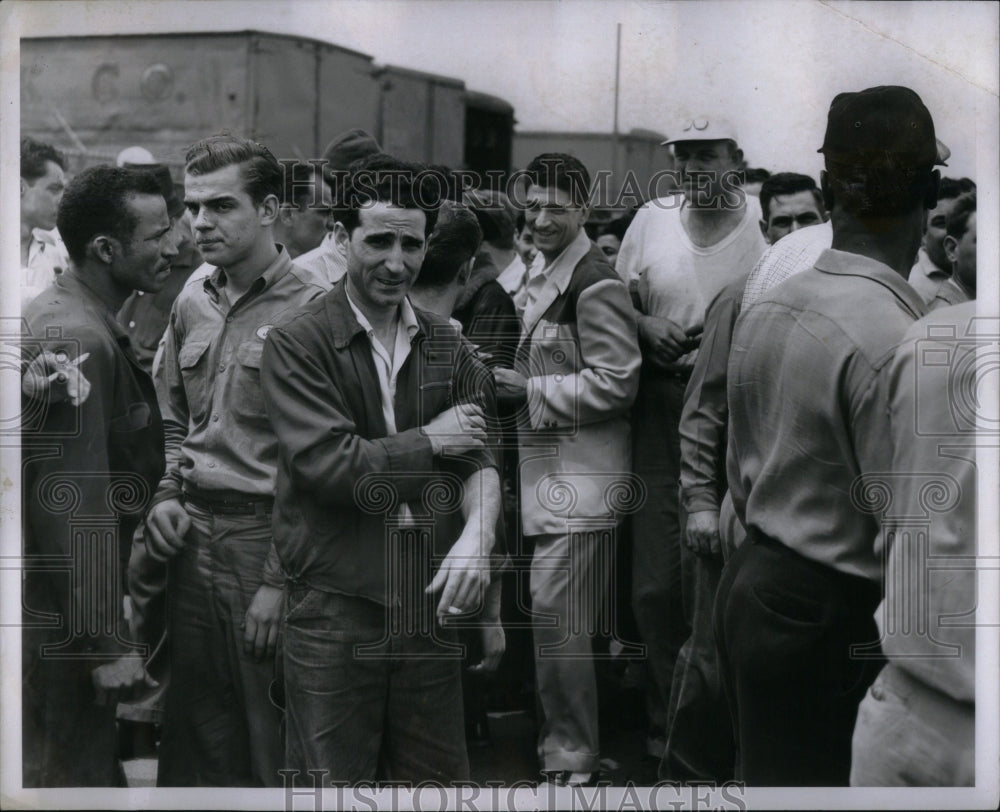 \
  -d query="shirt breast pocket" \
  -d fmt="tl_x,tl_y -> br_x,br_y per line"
234,341 -> 267,420
178,340 -> 212,422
